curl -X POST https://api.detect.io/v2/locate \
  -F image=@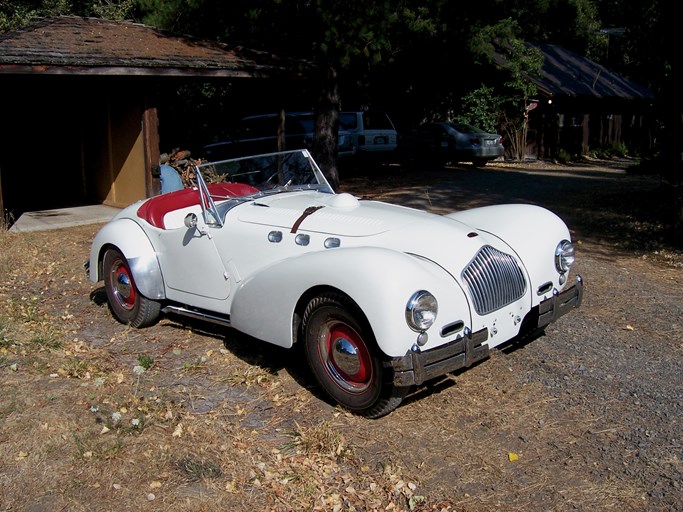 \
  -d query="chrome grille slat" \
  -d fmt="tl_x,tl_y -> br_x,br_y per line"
462,246 -> 527,315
